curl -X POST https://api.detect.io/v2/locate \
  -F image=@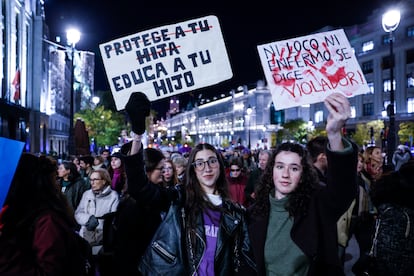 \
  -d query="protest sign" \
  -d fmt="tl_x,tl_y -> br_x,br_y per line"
0,137 -> 25,207
100,15 -> 233,110
257,29 -> 369,110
